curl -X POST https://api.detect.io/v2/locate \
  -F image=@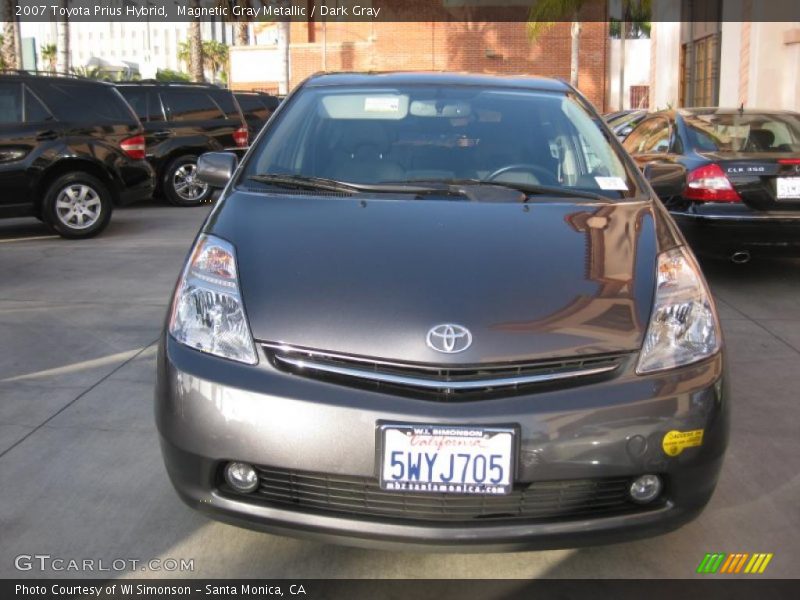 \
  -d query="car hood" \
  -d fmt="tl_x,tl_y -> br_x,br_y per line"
208,192 -> 659,364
